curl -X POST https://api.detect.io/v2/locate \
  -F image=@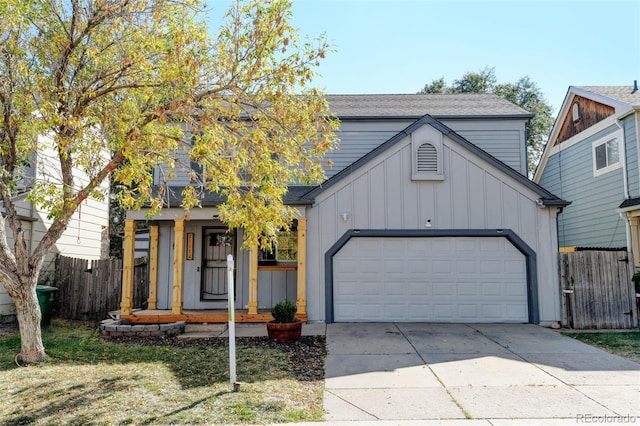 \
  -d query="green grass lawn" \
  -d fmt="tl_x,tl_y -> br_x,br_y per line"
563,331 -> 640,364
0,320 -> 324,425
